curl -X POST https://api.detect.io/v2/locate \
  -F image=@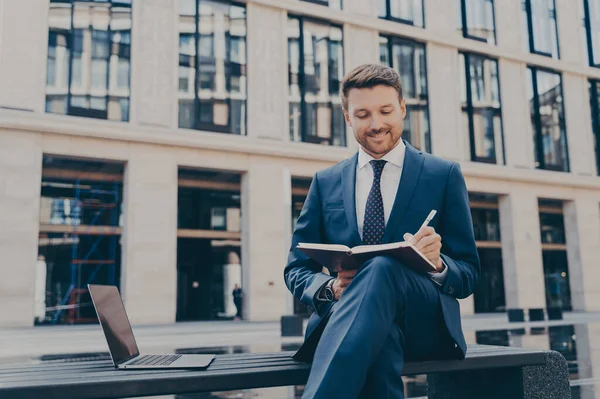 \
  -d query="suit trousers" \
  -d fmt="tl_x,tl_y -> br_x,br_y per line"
301,255 -> 454,399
